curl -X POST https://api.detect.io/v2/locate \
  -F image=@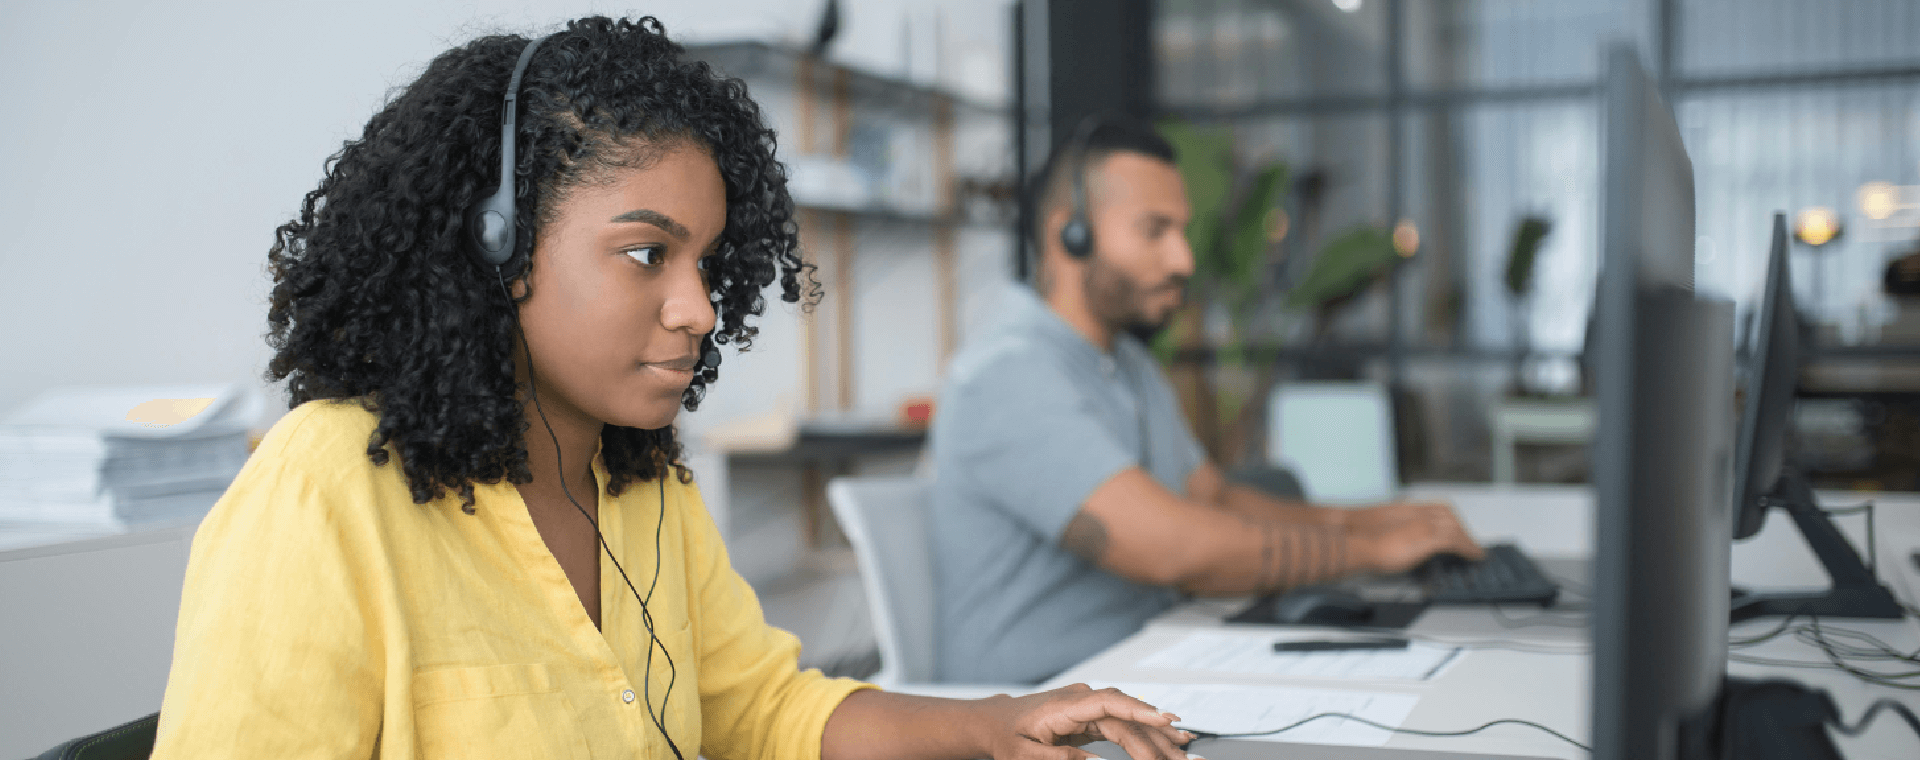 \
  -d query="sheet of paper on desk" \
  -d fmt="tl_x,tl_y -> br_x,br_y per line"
1089,681 -> 1419,747
1138,630 -> 1464,681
